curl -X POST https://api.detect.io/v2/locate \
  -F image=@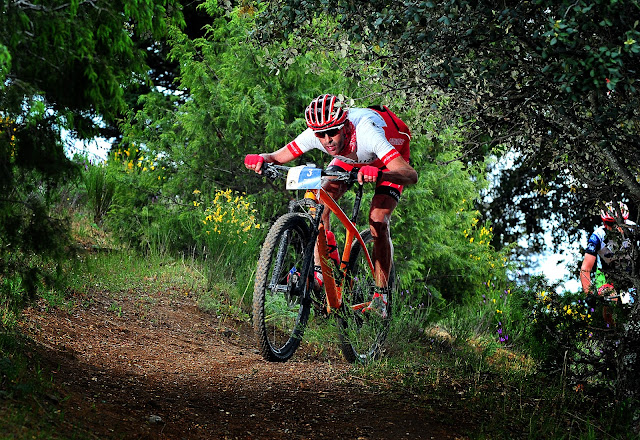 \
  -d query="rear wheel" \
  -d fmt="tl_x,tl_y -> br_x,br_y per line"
253,213 -> 313,362
338,230 -> 394,364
